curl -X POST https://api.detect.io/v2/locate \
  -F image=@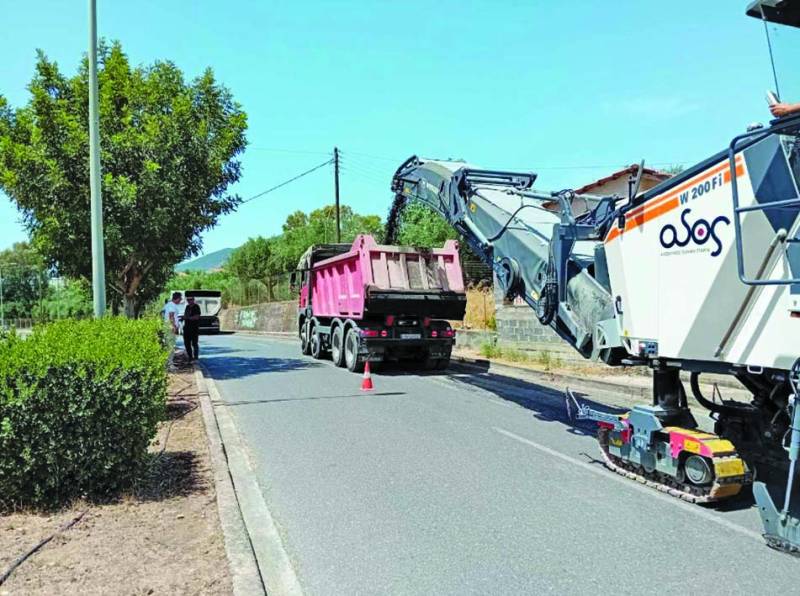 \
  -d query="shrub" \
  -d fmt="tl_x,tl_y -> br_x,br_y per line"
479,339 -> 502,359
0,317 -> 169,509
